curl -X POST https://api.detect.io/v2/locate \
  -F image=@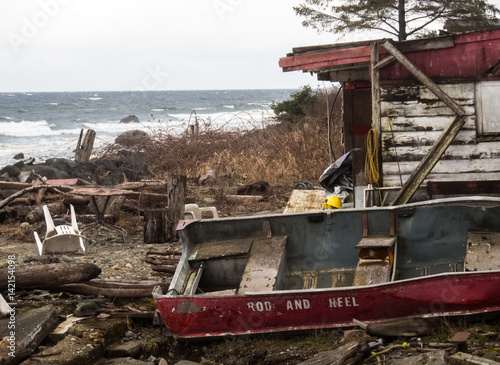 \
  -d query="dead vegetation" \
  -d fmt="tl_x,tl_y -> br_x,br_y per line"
101,88 -> 344,188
